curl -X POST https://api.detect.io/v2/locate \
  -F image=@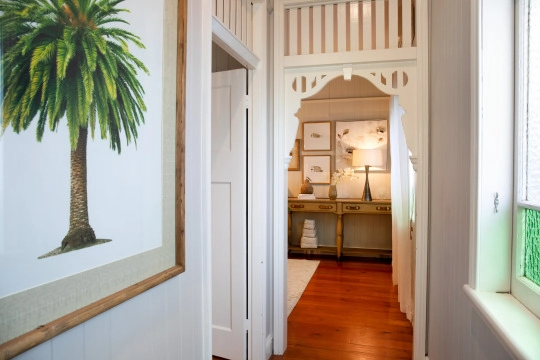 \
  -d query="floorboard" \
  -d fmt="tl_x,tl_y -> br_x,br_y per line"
270,256 -> 413,359
213,256 -> 413,359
